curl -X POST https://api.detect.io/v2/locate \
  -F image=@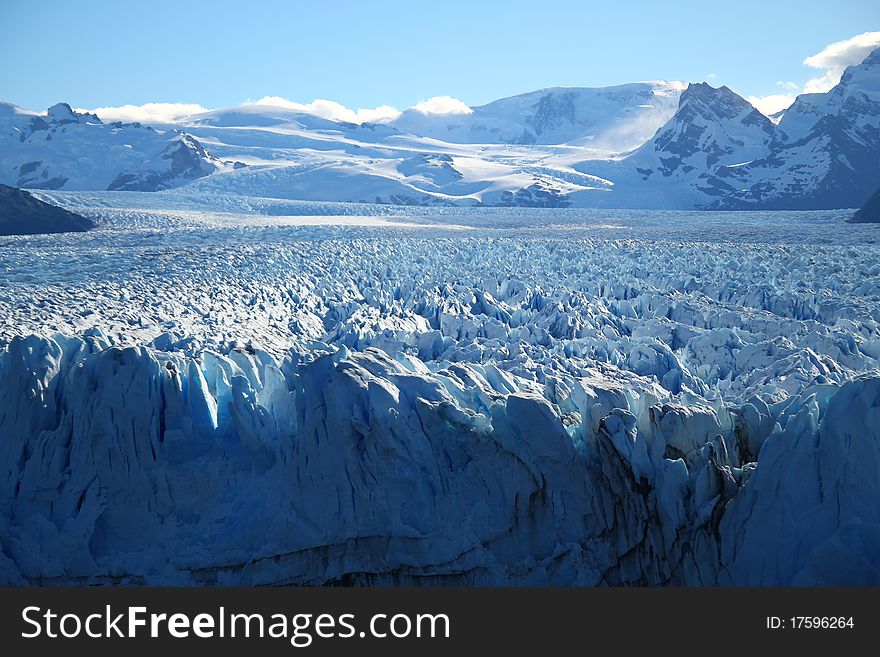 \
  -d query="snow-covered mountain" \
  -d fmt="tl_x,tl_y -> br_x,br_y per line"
629,83 -> 775,176
2,48 -> 879,209
0,102 -> 224,192
569,83 -> 776,208
569,47 -> 880,209
174,103 -> 403,146
391,82 -> 685,151
162,102 -> 592,206
712,47 -> 880,209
